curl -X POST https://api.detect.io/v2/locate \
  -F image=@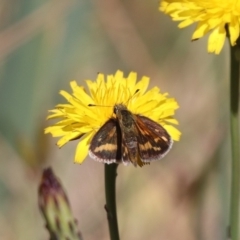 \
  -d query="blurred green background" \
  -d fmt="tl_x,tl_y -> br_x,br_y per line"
0,0 -> 230,239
